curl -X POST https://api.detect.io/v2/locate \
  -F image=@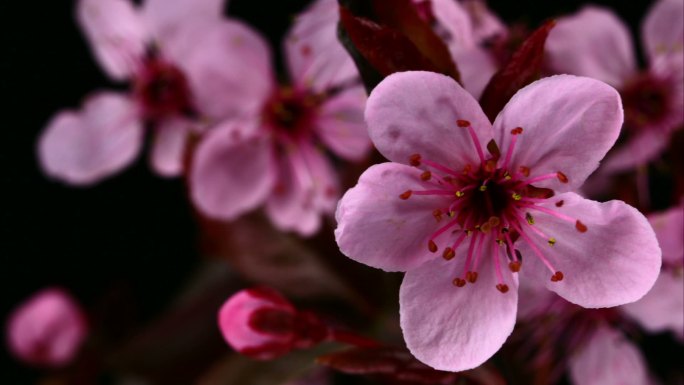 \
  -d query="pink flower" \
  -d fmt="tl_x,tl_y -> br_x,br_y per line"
516,283 -> 651,385
190,0 -> 370,236
334,71 -> 662,371
6,288 -> 88,367
217,287 -> 328,360
546,1 -> 684,172
622,205 -> 684,339
38,0 -> 242,185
